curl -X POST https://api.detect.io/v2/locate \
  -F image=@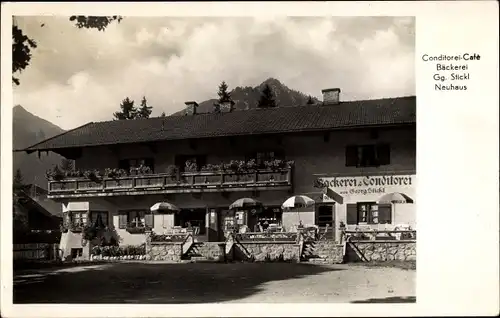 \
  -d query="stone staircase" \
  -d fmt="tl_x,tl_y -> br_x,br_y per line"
300,240 -> 344,264
182,242 -> 224,262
